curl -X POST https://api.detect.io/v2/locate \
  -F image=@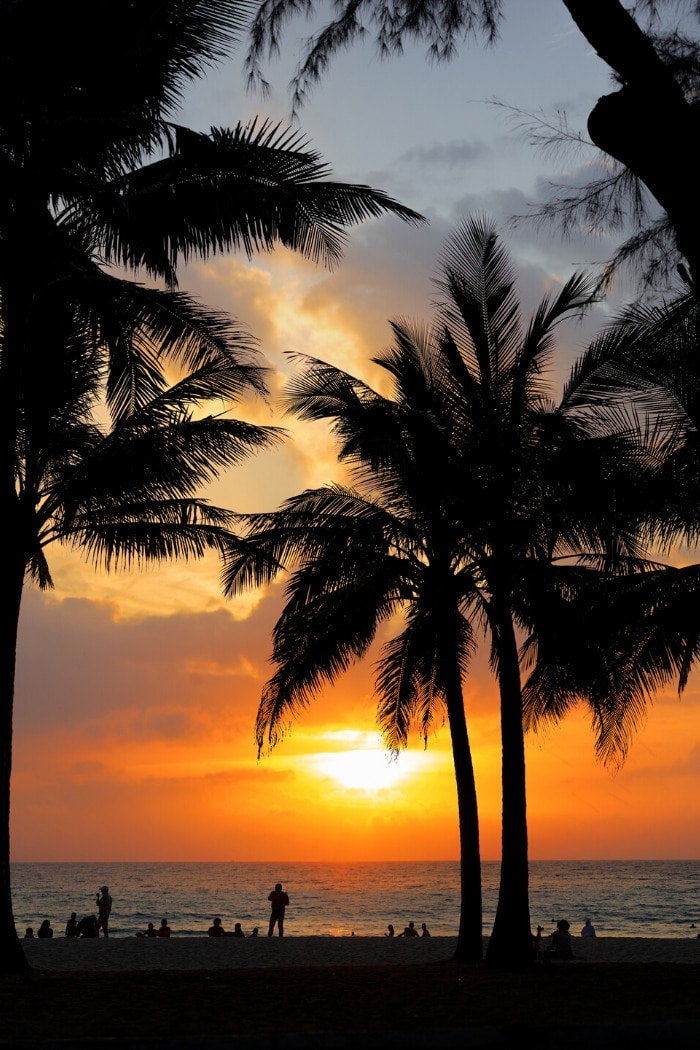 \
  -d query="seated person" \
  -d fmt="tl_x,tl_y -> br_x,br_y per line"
157,918 -> 171,938
76,914 -> 99,938
65,913 -> 78,938
24,927 -> 34,939
398,921 -> 419,937
208,917 -> 225,937
37,920 -> 54,939
231,922 -> 245,938
136,922 -> 158,938
545,919 -> 573,959
580,918 -> 596,938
